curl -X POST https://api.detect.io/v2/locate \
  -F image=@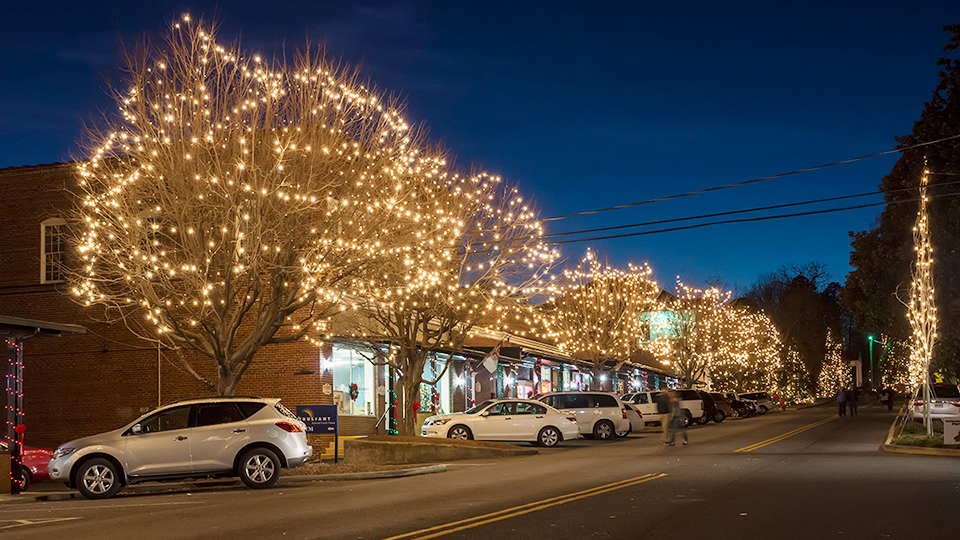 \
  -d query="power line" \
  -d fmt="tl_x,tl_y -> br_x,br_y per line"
537,133 -> 960,224
466,178 -> 960,248
537,191 -> 960,247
